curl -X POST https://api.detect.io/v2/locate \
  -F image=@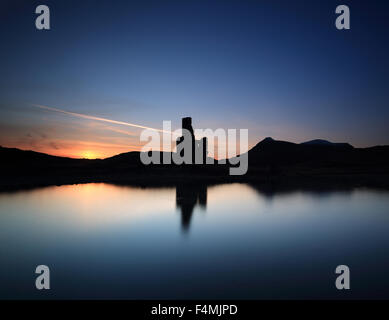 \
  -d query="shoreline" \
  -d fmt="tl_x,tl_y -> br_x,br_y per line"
2,170 -> 389,193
